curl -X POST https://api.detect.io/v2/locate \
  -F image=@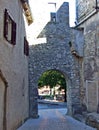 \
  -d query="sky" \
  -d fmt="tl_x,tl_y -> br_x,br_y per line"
26,0 -> 76,45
